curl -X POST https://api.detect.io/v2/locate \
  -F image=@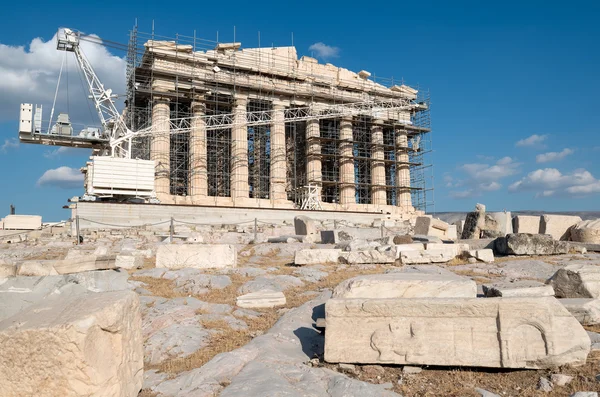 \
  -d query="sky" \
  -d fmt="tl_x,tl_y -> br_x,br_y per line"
0,0 -> 599,221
